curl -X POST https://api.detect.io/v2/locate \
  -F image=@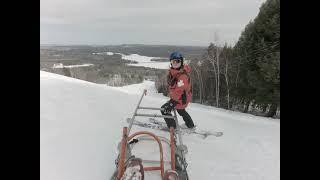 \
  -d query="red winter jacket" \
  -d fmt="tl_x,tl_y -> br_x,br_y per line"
167,64 -> 192,109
